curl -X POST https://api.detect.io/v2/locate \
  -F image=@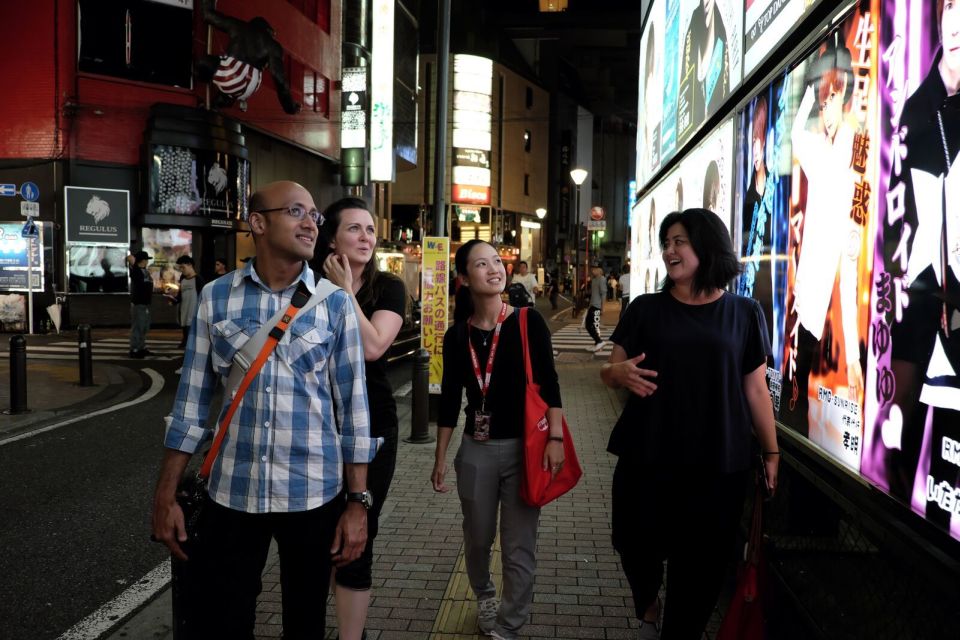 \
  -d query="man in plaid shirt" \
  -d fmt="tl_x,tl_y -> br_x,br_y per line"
151,181 -> 379,638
